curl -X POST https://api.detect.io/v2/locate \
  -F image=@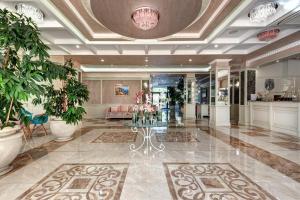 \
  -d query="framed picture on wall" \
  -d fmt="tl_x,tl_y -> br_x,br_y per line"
115,84 -> 129,96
